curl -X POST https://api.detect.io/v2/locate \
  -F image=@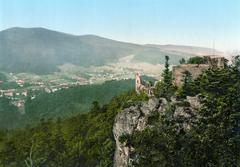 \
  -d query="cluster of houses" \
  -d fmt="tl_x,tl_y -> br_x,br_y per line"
0,76 -> 90,110
0,89 -> 28,112
0,89 -> 28,98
